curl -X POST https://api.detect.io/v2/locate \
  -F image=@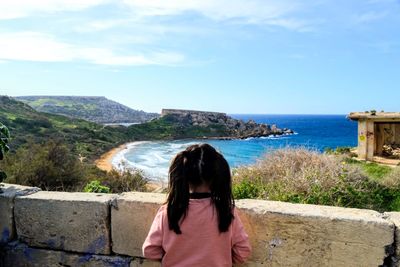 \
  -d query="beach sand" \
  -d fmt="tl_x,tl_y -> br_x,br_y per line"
95,143 -> 128,172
